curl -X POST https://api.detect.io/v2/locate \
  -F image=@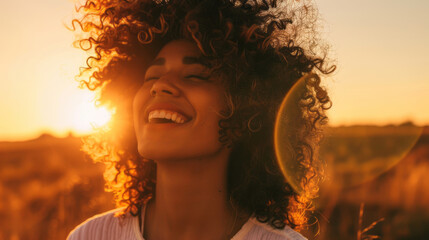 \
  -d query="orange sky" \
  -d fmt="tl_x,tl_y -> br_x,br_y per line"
1,0 -> 428,141
318,0 -> 429,126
